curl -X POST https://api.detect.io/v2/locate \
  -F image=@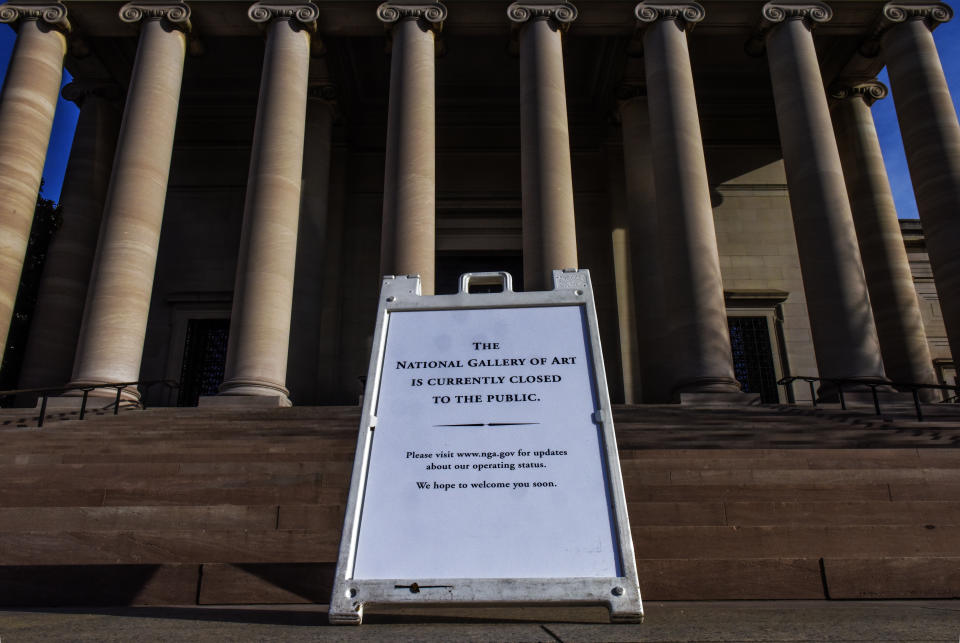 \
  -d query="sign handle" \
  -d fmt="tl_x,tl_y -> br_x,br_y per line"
457,271 -> 514,294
